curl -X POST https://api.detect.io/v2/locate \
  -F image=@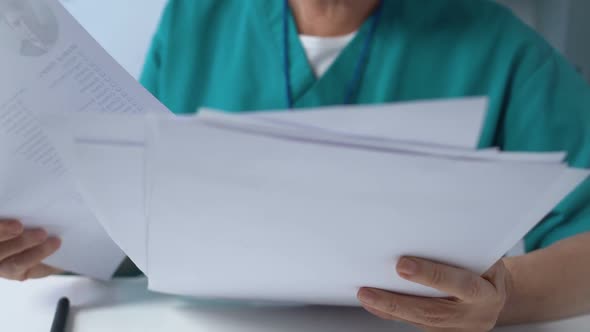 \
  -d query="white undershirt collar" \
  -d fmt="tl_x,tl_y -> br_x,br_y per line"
299,31 -> 357,78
